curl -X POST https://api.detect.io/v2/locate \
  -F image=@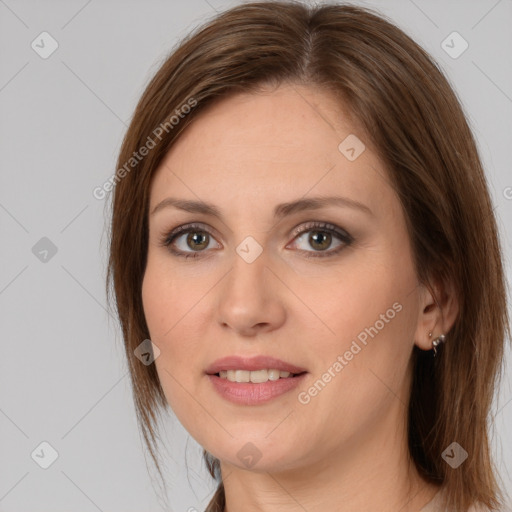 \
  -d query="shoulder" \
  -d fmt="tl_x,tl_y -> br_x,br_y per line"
466,500 -> 512,512
420,488 -> 512,512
